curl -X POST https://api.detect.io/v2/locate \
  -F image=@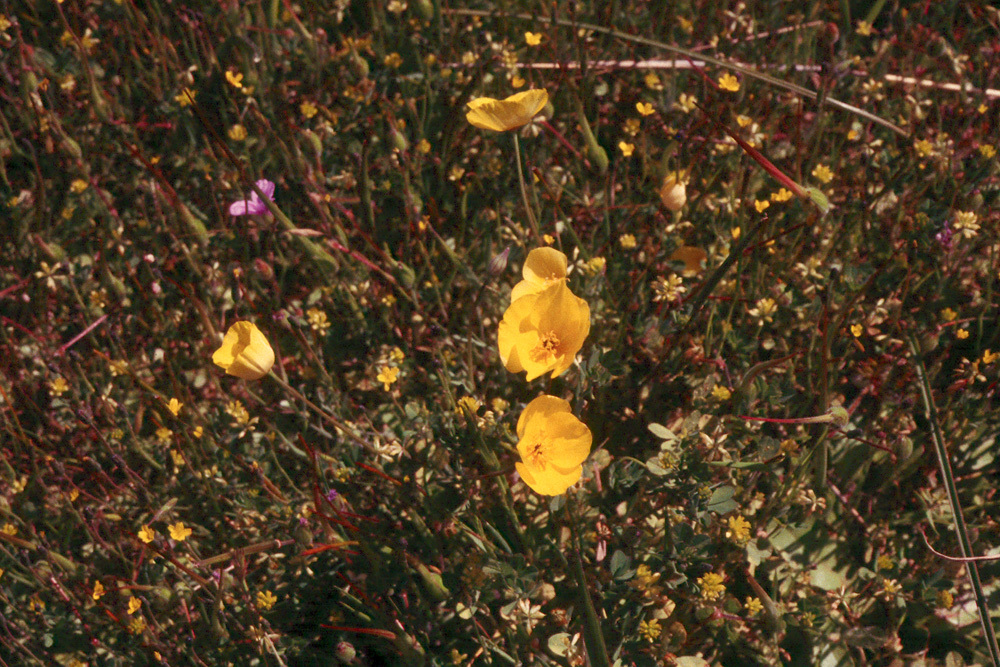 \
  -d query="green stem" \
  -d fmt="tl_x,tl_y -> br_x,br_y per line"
565,495 -> 612,667
513,134 -> 542,243
908,335 -> 1000,666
